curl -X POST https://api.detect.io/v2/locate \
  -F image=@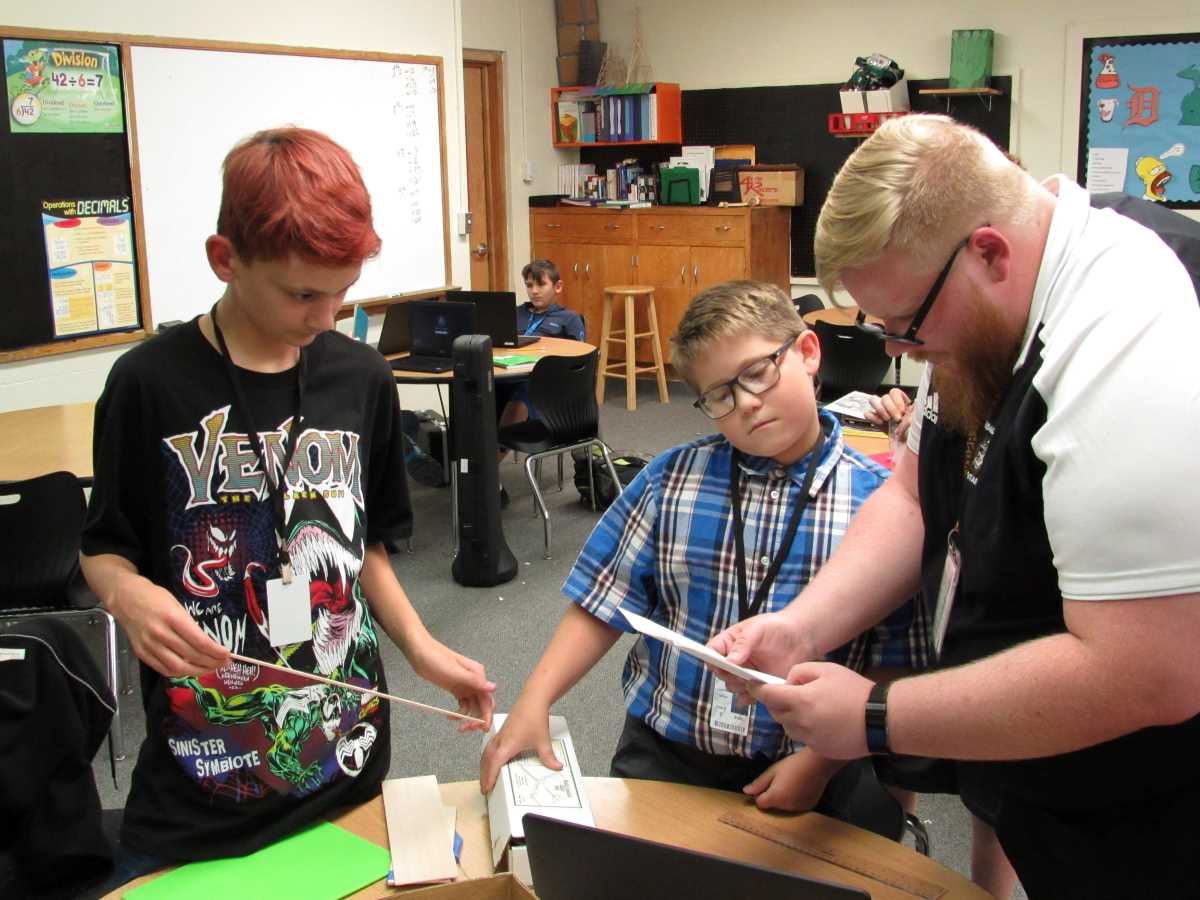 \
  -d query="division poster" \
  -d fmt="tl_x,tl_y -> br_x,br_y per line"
5,39 -> 123,133
42,197 -> 139,337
